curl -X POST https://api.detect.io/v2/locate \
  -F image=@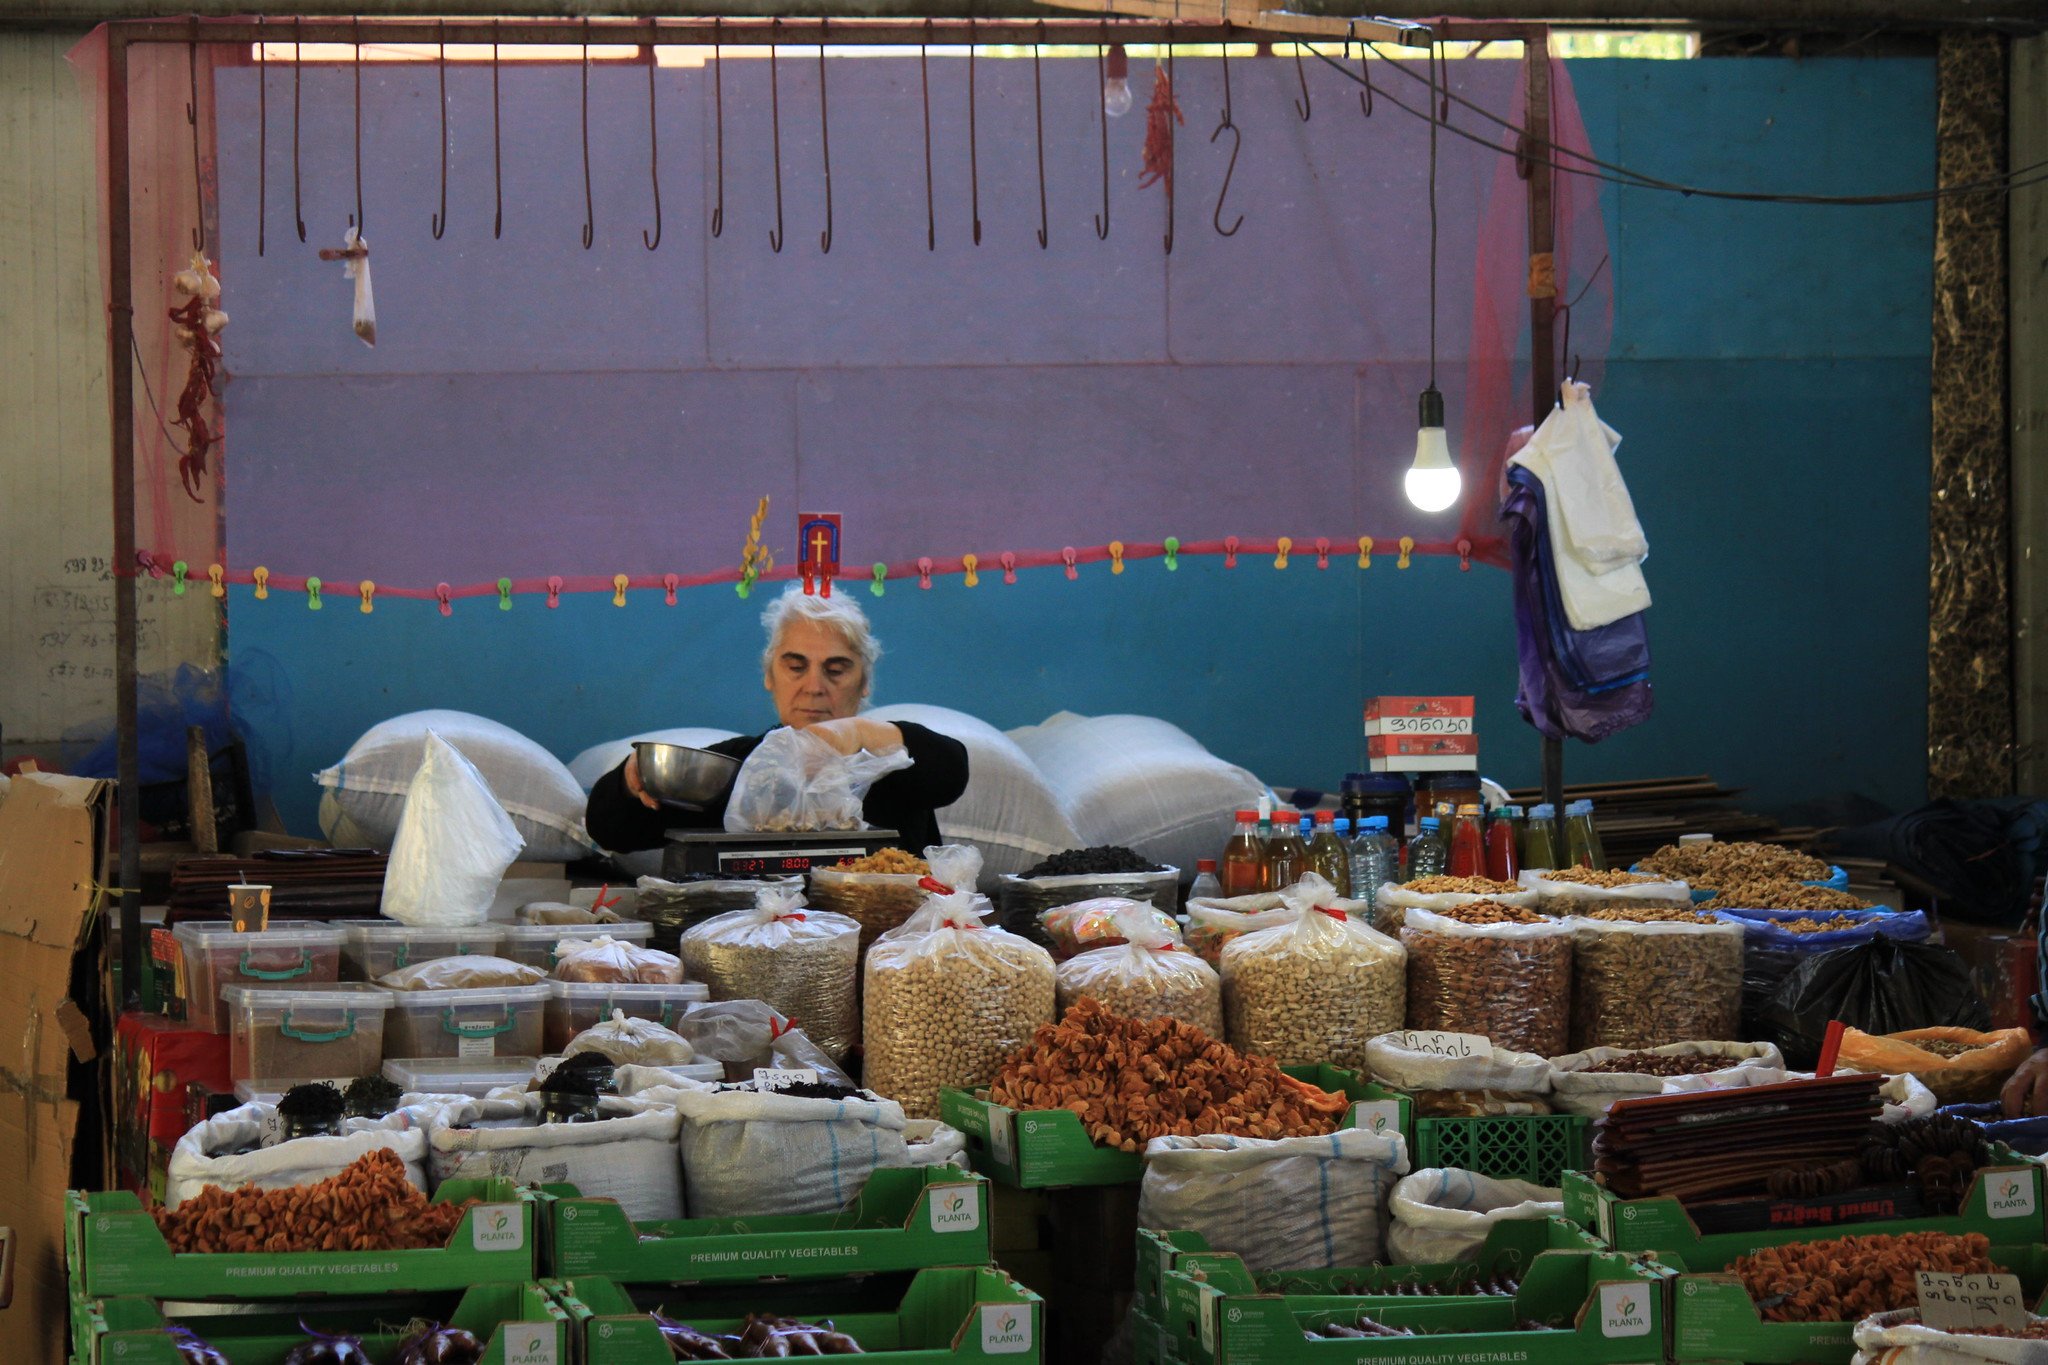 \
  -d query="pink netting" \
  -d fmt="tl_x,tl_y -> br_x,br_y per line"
71,23 -> 1609,598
